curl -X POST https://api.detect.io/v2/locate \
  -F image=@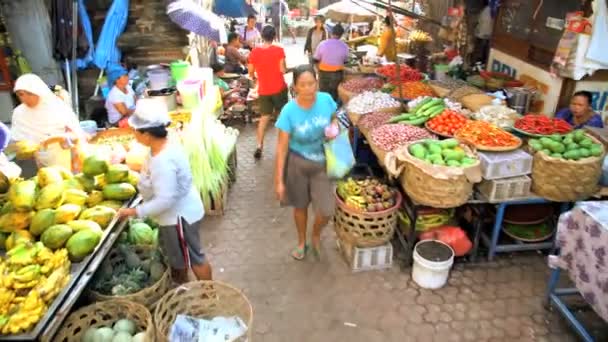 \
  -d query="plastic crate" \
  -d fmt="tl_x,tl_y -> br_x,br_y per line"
336,239 -> 393,272
478,150 -> 533,180
477,175 -> 532,203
